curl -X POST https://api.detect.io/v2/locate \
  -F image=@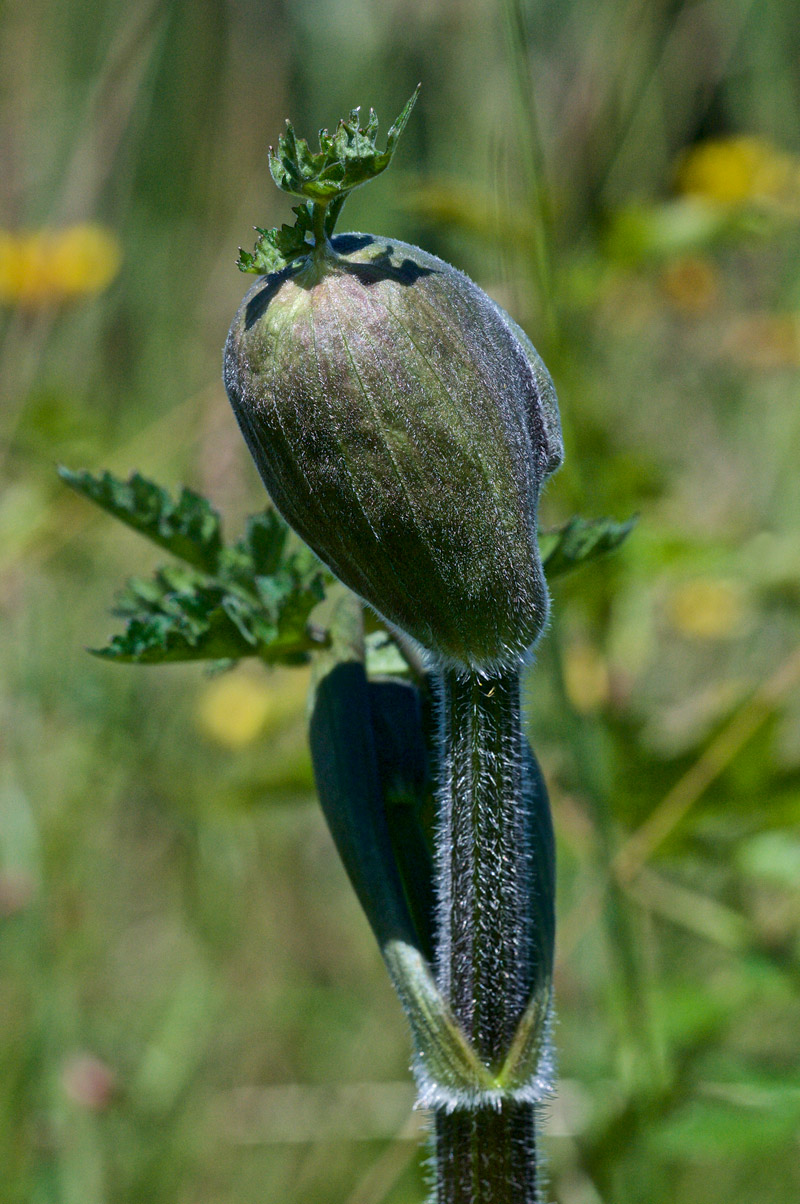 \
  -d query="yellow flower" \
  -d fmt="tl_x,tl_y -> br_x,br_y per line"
197,673 -> 278,749
722,313 -> 800,371
660,255 -> 719,315
196,666 -> 310,750
0,223 -> 121,308
564,641 -> 610,713
675,136 -> 795,208
667,578 -> 747,640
